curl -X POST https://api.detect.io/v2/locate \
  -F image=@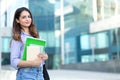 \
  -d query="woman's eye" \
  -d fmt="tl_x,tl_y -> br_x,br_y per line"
28,16 -> 31,18
22,16 -> 26,19
21,16 -> 31,19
